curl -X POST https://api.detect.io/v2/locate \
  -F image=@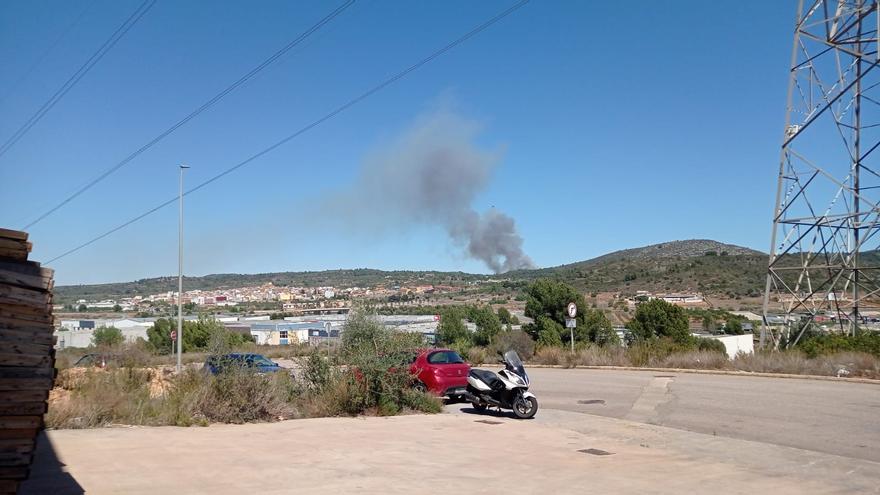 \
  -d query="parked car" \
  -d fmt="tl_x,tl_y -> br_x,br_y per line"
73,353 -> 120,368
204,353 -> 285,375
409,348 -> 470,400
